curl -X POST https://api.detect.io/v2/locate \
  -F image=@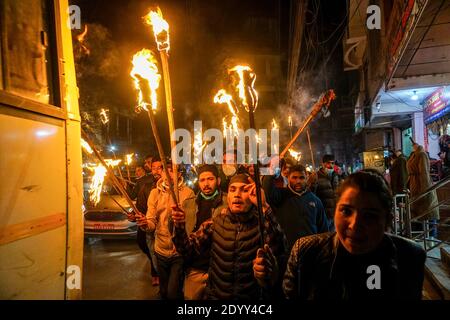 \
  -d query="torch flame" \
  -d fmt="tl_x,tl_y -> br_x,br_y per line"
144,8 -> 170,51
272,119 -> 278,130
104,159 -> 122,167
288,115 -> 293,127
255,133 -> 262,144
89,164 -> 107,206
231,116 -> 239,137
130,49 -> 161,112
222,117 -> 239,138
126,153 -> 134,166
193,131 -> 206,166
100,108 -> 109,124
288,149 -> 302,161
228,65 -> 258,112
76,24 -> 90,56
214,89 -> 238,117
81,138 -> 93,154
